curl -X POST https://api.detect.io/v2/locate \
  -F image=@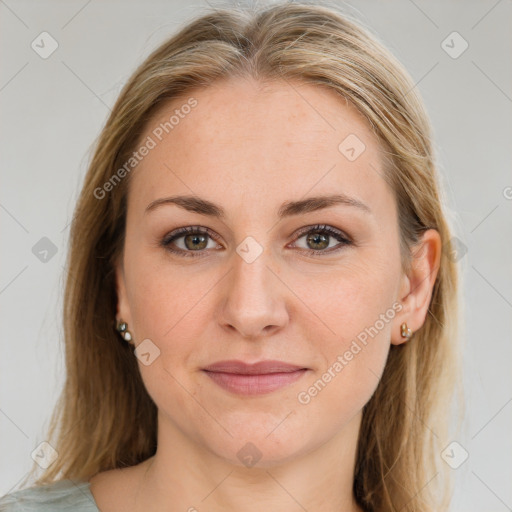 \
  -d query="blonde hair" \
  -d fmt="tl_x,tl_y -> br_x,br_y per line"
19,2 -> 462,510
